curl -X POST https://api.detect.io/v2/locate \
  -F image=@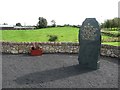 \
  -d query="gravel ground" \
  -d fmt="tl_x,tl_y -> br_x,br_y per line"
2,54 -> 118,88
